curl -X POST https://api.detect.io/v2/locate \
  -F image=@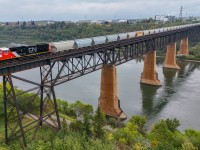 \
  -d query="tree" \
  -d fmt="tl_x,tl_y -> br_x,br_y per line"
23,21 -> 26,26
81,104 -> 94,140
93,107 -> 106,138
31,20 -> 35,26
82,112 -> 92,141
69,120 -> 82,132
60,100 -> 69,114
0,102 -> 3,116
148,118 -> 183,149
83,104 -> 93,116
113,122 -> 143,147
70,101 -> 85,118
185,129 -> 200,149
165,118 -> 180,132
182,142 -> 198,150
104,21 -> 109,25
128,115 -> 146,134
